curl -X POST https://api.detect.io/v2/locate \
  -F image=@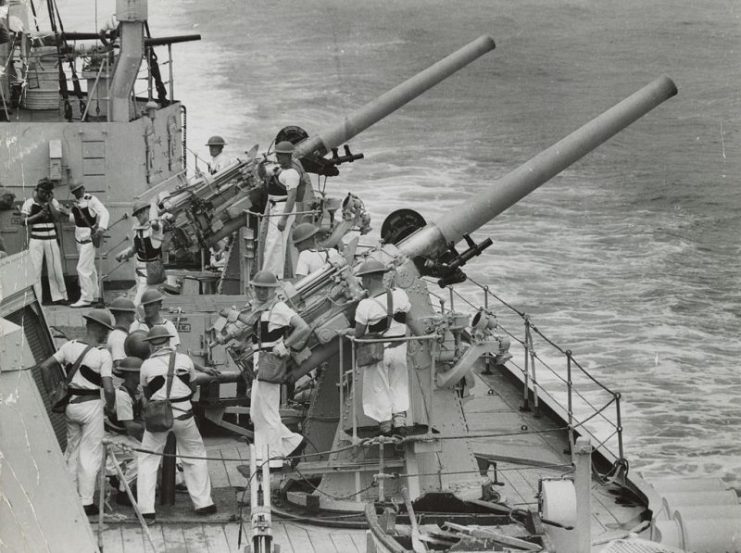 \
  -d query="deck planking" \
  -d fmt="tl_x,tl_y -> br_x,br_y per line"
103,360 -> 645,553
